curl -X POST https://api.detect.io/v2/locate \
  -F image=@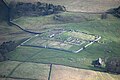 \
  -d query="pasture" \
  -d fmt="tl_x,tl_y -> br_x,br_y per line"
1,10 -> 119,79
0,61 -> 120,80
0,61 -> 50,80
0,1 -> 120,79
